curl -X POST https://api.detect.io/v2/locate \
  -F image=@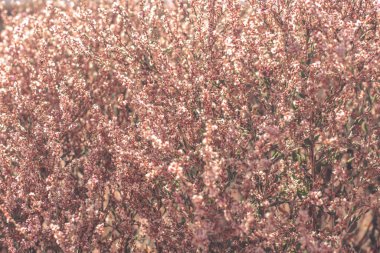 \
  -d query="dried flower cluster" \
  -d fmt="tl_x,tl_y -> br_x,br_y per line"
0,0 -> 379,252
